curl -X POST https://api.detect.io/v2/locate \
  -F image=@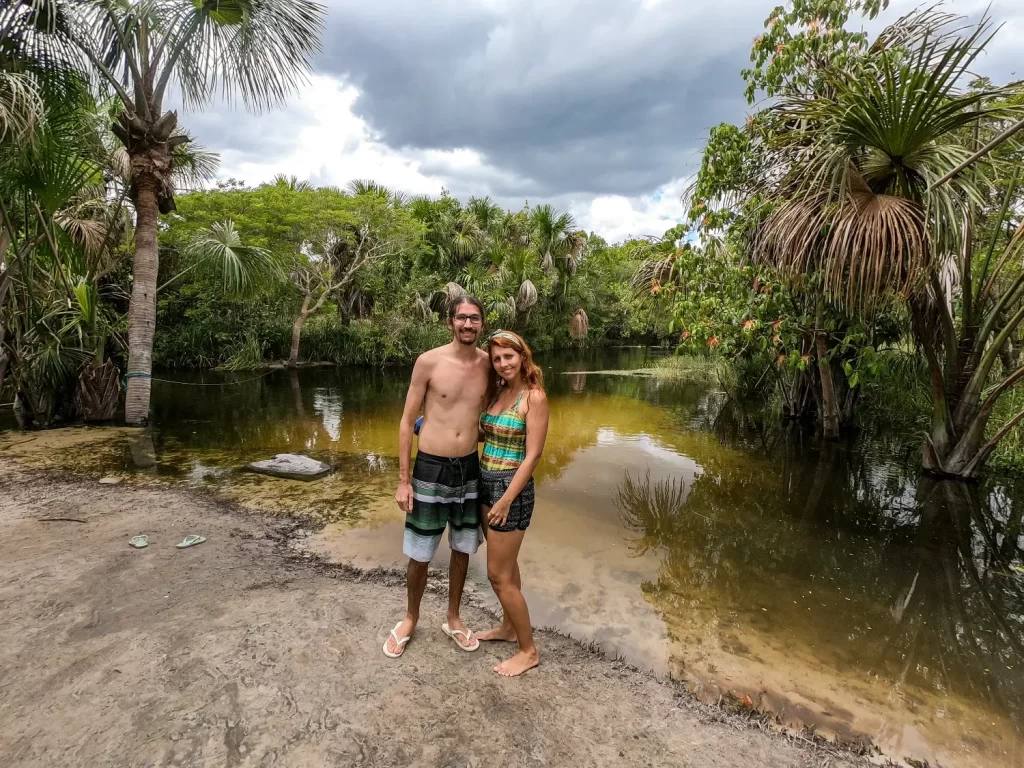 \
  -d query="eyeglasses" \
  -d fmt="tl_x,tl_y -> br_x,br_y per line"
454,314 -> 483,325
